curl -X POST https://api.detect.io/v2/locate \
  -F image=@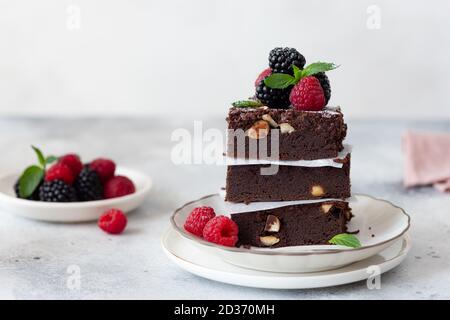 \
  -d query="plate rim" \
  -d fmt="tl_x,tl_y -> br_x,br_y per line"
170,193 -> 411,256
161,227 -> 411,289
0,166 -> 152,209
